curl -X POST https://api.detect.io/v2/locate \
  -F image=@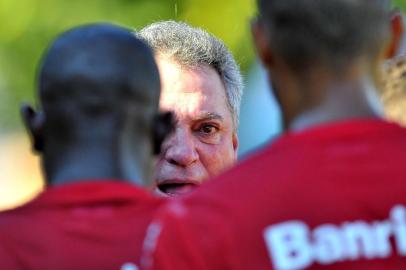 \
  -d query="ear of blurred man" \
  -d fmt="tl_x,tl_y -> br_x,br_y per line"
251,17 -> 302,130
21,104 -> 45,153
251,18 -> 273,69
386,11 -> 404,59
